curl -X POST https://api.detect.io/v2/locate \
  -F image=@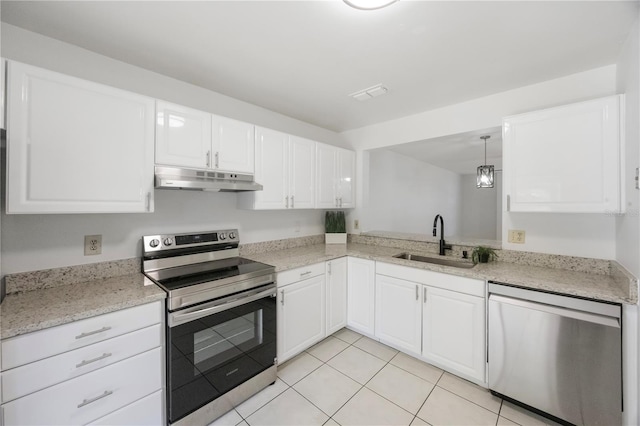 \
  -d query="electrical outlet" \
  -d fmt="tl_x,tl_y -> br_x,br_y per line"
508,230 -> 526,244
84,234 -> 102,255
354,219 -> 359,230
